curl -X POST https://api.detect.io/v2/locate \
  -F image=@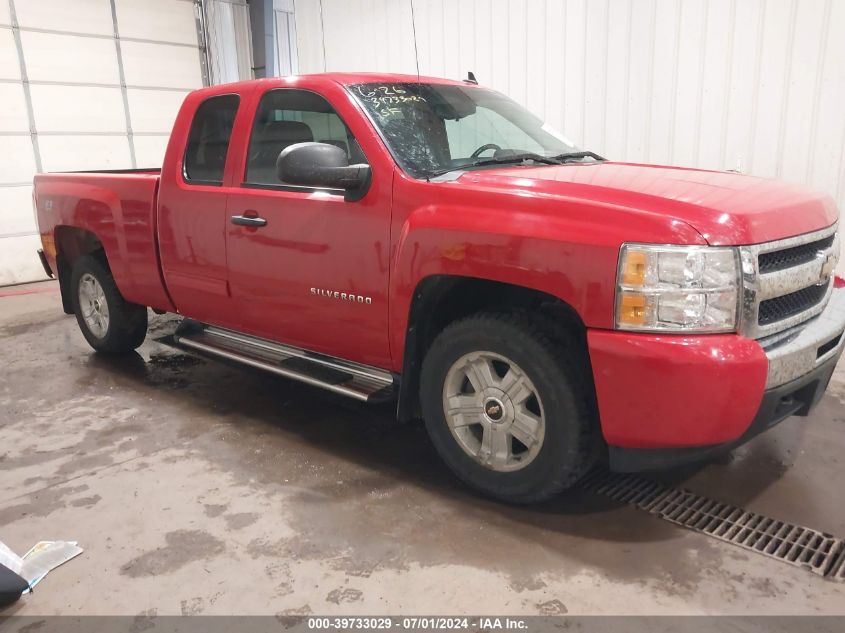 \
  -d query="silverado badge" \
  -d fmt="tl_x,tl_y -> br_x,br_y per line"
311,287 -> 373,304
